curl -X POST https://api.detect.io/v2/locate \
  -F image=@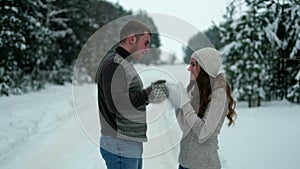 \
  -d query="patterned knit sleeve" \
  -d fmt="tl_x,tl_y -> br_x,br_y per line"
109,64 -> 135,113
176,87 -> 227,143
